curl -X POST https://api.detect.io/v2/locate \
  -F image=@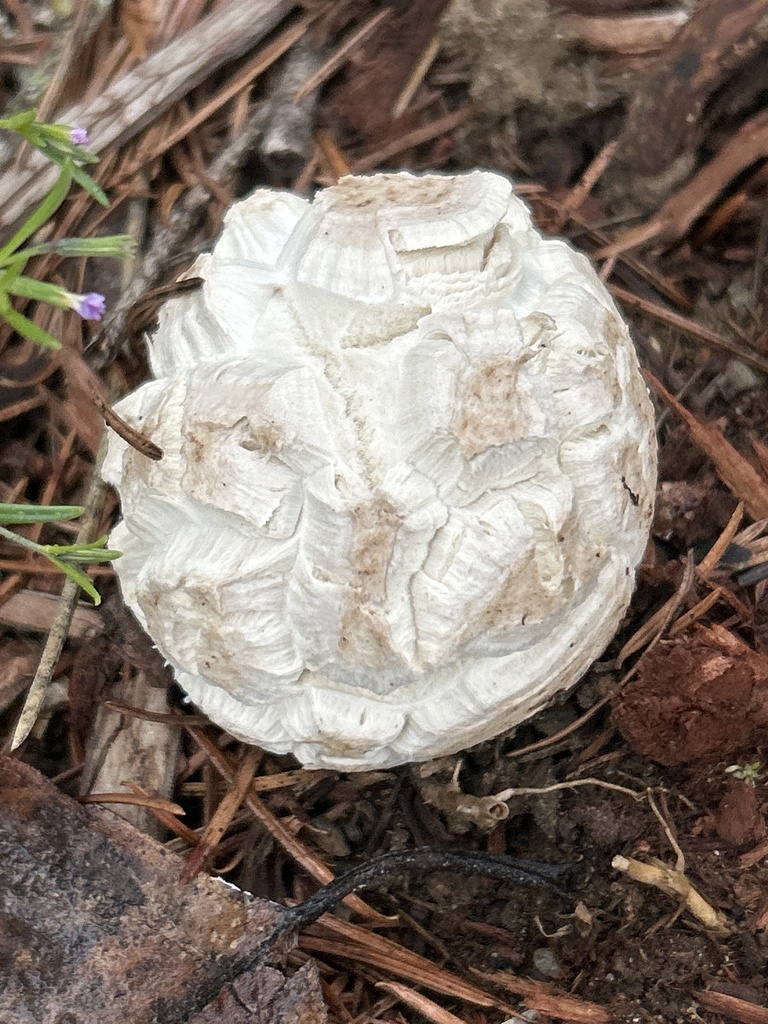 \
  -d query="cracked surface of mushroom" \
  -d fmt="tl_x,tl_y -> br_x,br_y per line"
102,170 -> 657,770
